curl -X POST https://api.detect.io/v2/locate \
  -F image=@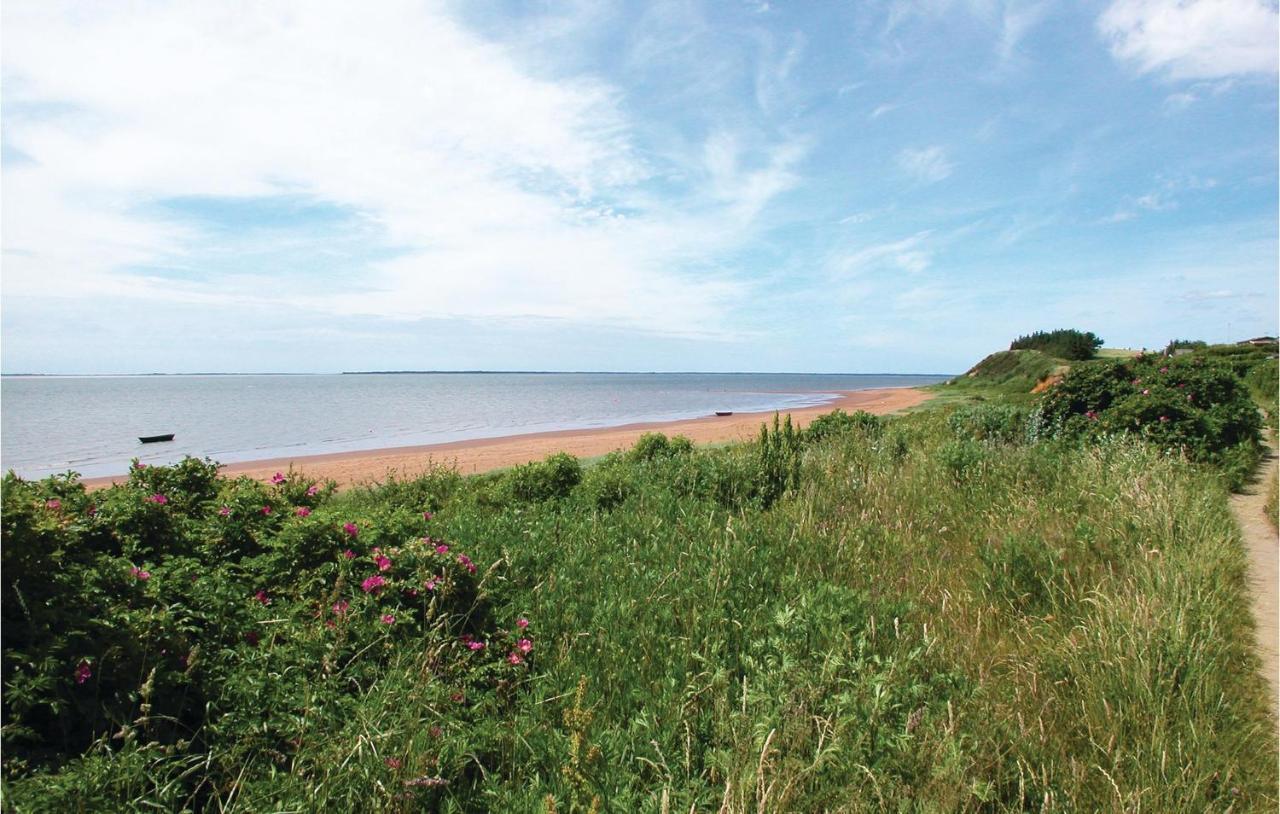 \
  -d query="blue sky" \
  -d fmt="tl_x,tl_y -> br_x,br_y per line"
2,0 -> 1276,374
